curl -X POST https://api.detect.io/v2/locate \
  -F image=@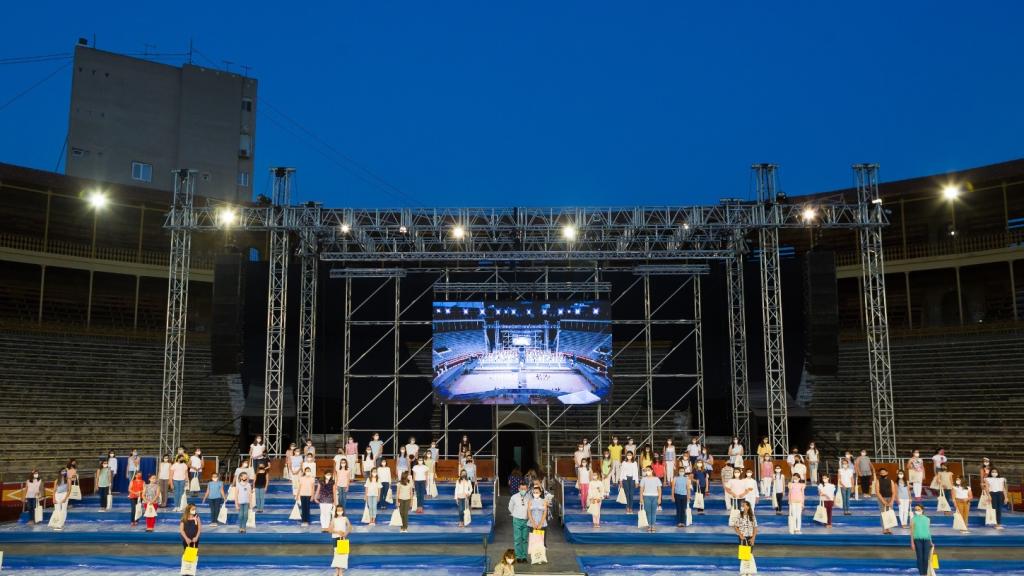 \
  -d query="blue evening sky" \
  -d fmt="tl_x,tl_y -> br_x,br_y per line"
1,1 -> 1022,207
